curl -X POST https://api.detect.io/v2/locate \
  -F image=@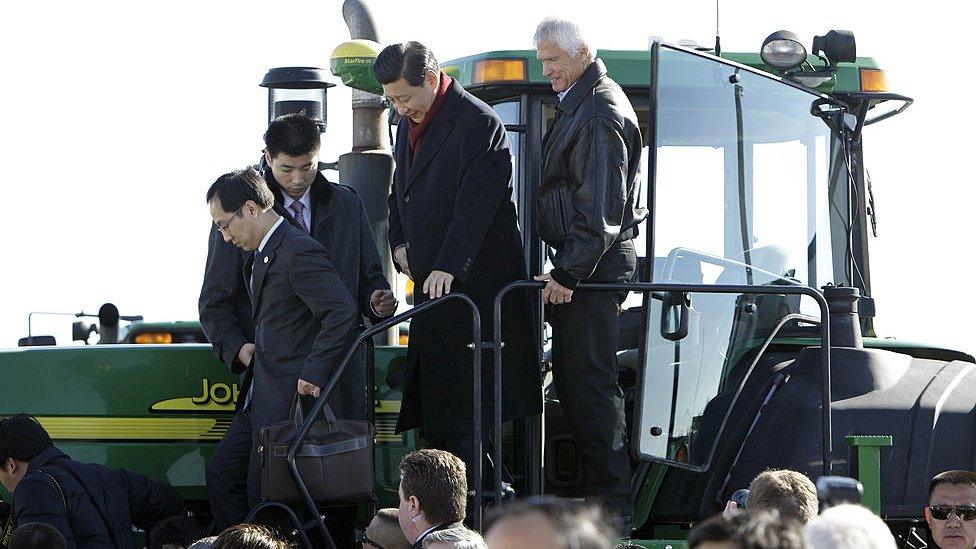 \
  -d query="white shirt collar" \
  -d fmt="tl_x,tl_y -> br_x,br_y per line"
282,186 -> 312,211
557,83 -> 576,102
257,215 -> 285,254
